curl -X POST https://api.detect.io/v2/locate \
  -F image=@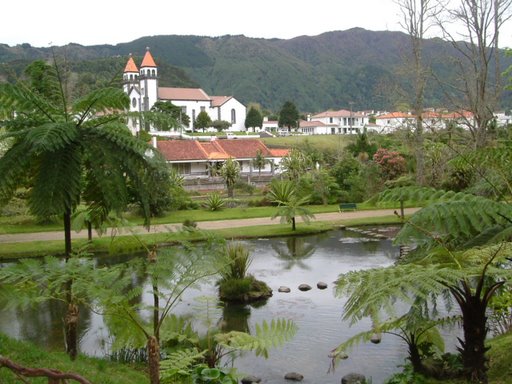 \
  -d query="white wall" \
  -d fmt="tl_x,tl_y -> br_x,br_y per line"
217,98 -> 247,131
170,100 -> 212,130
